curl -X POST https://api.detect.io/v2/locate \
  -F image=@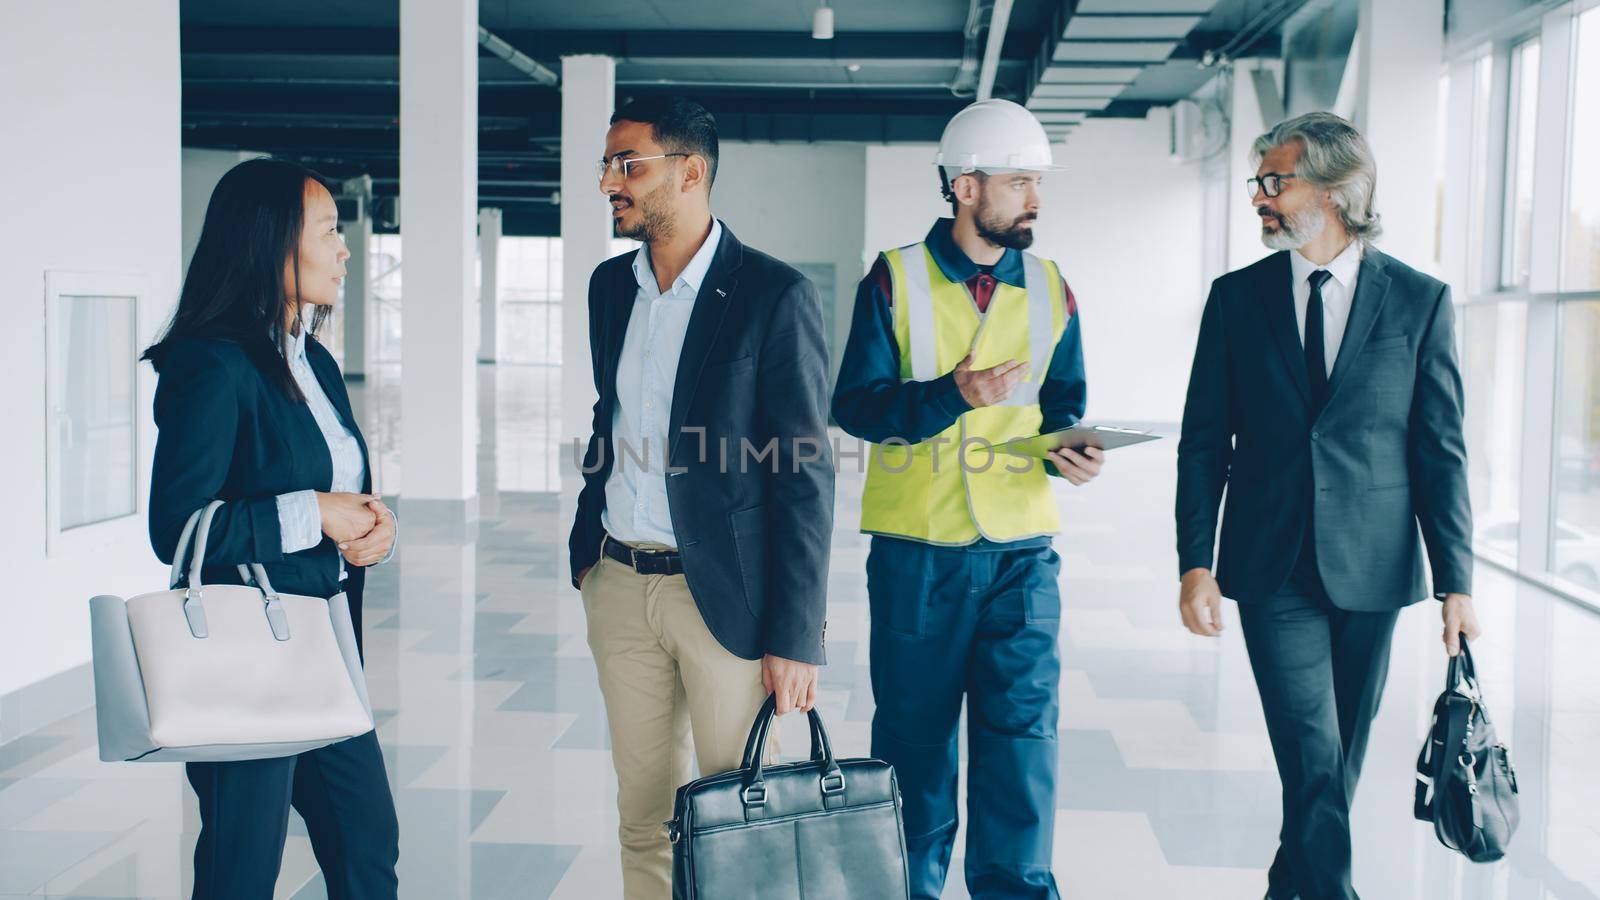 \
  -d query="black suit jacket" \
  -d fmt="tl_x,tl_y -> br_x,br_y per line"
148,336 -> 374,646
1176,248 -> 1472,610
567,224 -> 834,665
